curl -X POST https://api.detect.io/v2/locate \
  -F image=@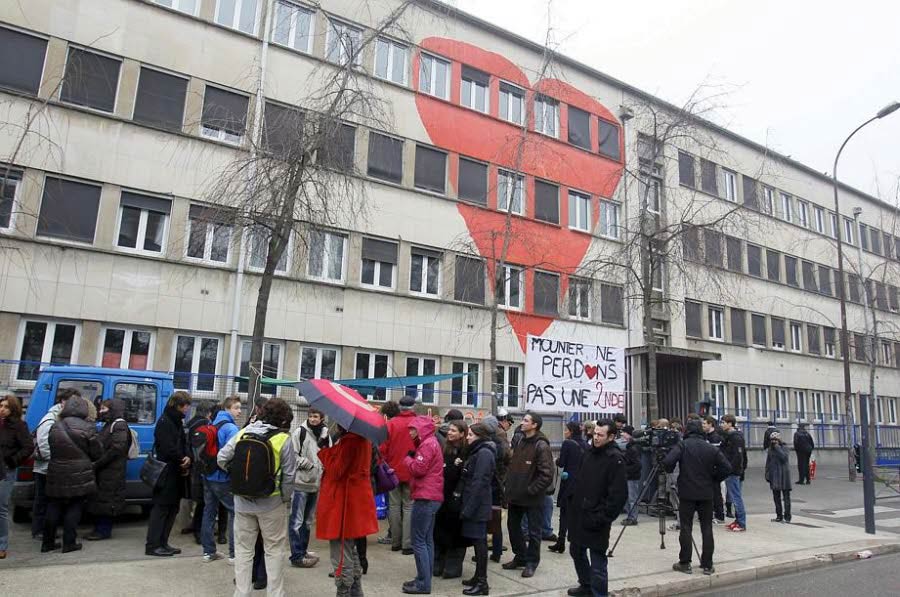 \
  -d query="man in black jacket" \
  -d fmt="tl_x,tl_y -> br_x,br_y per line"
793,424 -> 815,485
619,426 -> 642,526
701,416 -> 726,523
663,420 -> 731,575
565,420 -> 627,597
720,415 -> 747,532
